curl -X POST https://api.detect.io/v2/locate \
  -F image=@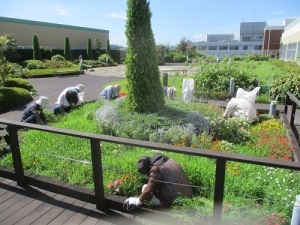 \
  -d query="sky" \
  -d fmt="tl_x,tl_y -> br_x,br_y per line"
1,0 -> 299,47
